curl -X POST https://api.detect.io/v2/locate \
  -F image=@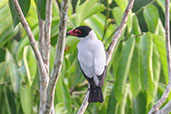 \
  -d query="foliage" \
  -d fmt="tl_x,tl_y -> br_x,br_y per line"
0,0 -> 170,114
